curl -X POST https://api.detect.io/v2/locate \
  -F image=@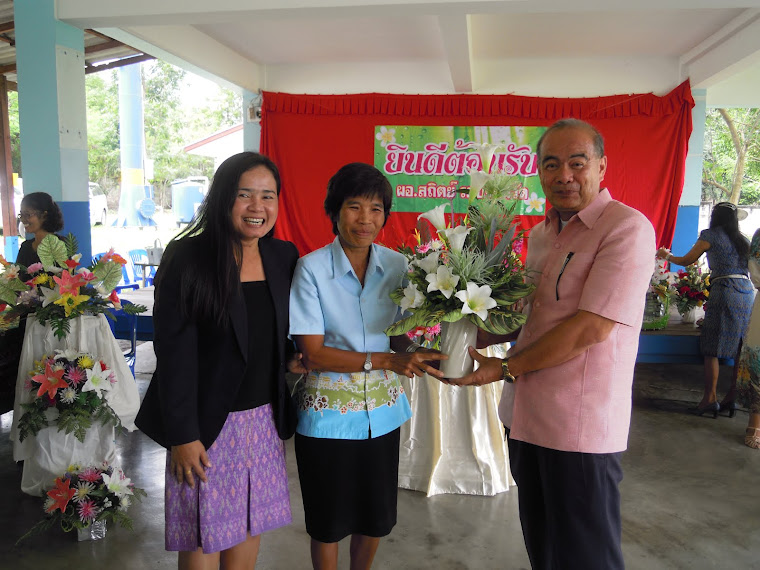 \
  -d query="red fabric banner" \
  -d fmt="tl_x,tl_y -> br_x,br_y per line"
261,81 -> 693,255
